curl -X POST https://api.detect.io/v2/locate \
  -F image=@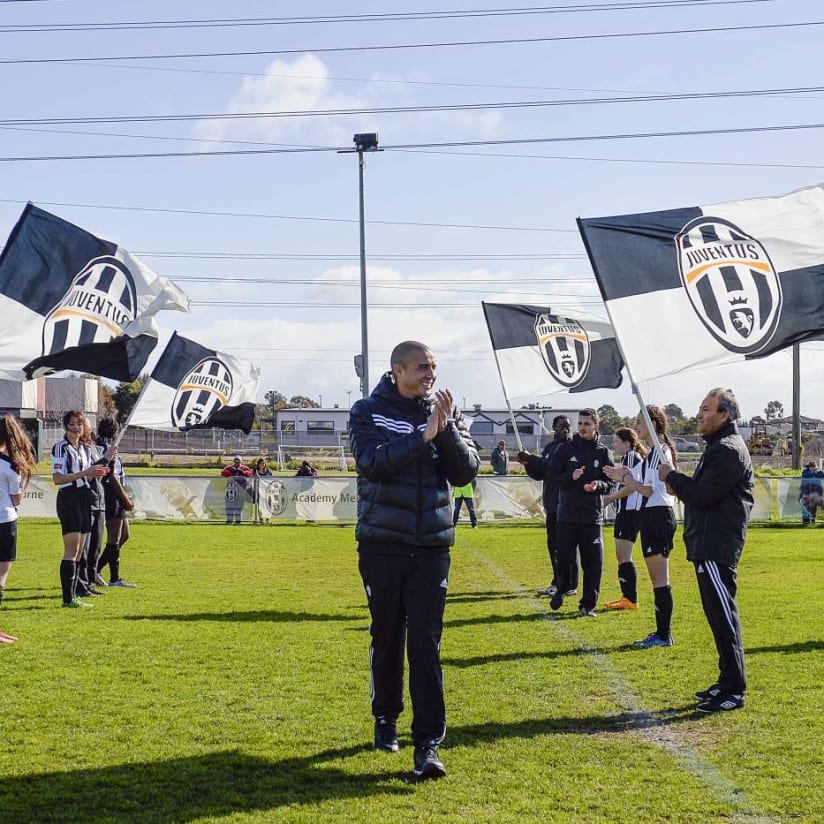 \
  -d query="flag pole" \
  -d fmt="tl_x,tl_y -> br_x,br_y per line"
112,377 -> 154,450
489,346 -> 525,452
576,219 -> 666,465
